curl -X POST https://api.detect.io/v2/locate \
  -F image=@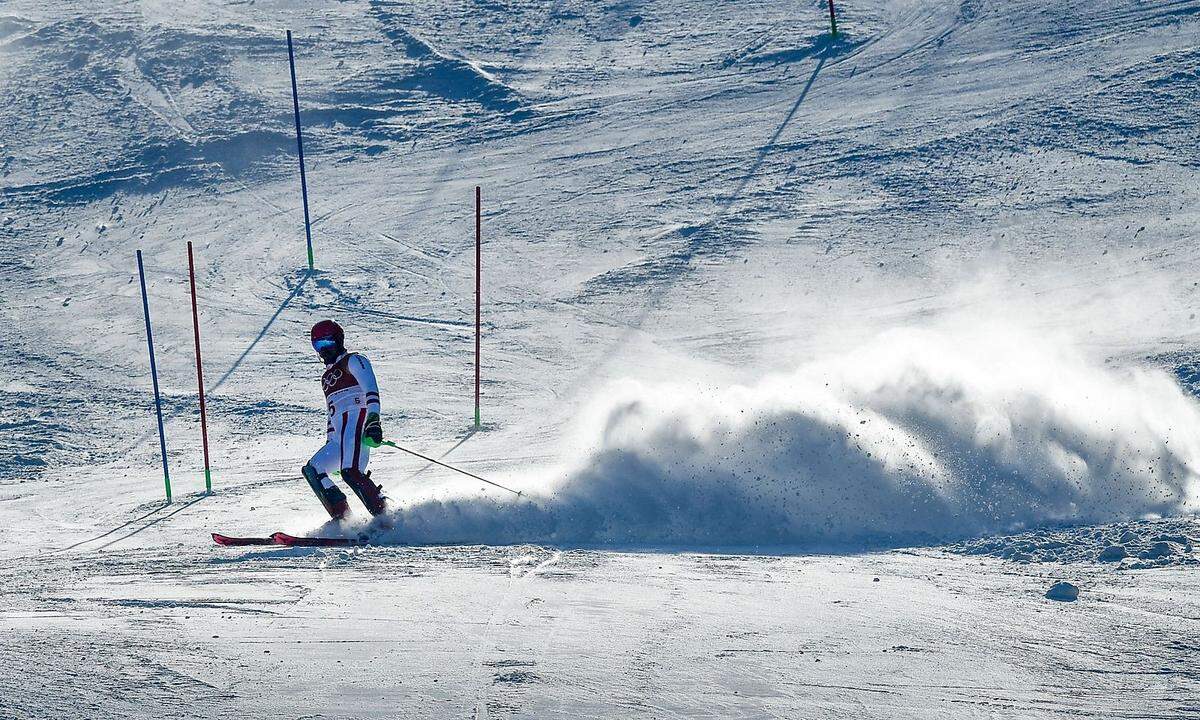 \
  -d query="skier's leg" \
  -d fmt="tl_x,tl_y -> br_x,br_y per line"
303,442 -> 349,520
340,408 -> 387,515
343,467 -> 385,515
